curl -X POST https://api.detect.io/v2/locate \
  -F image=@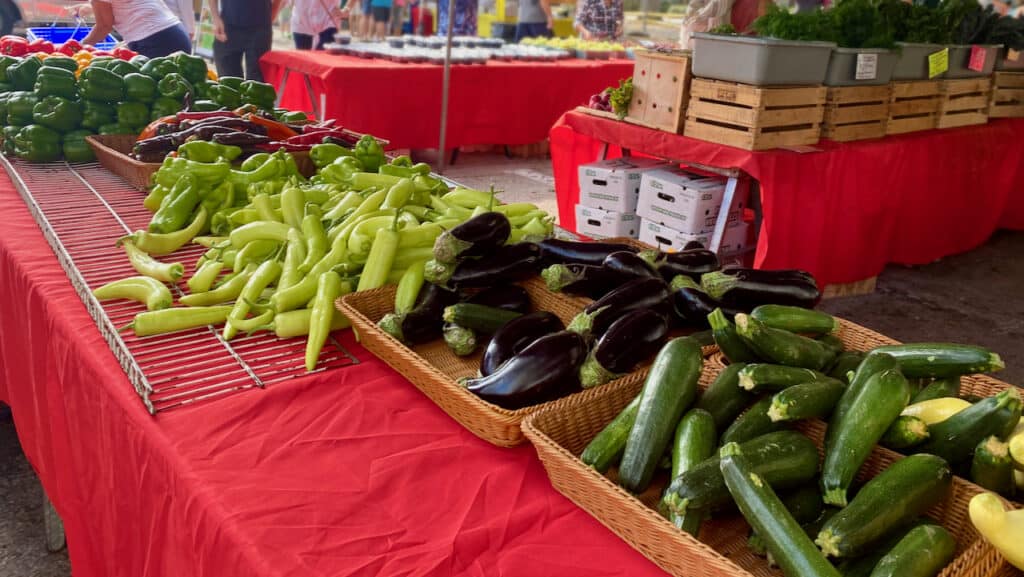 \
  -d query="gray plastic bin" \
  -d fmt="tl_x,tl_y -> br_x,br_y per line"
892,42 -> 944,80
946,45 -> 999,78
996,46 -> 1024,71
824,48 -> 898,86
691,33 -> 836,86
